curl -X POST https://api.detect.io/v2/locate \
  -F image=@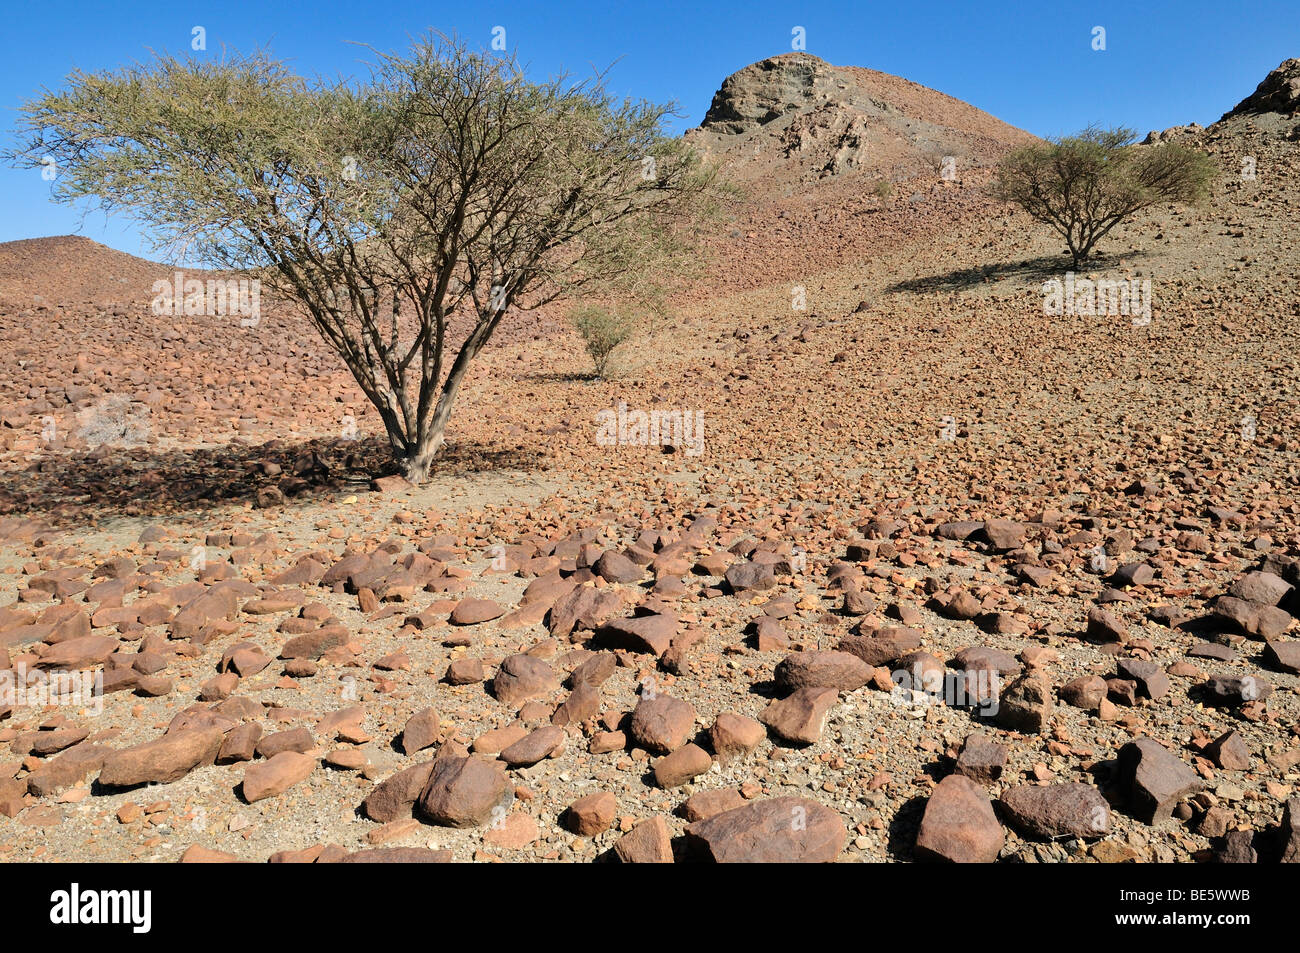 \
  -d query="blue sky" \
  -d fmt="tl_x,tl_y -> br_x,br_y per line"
1,0 -> 1295,259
